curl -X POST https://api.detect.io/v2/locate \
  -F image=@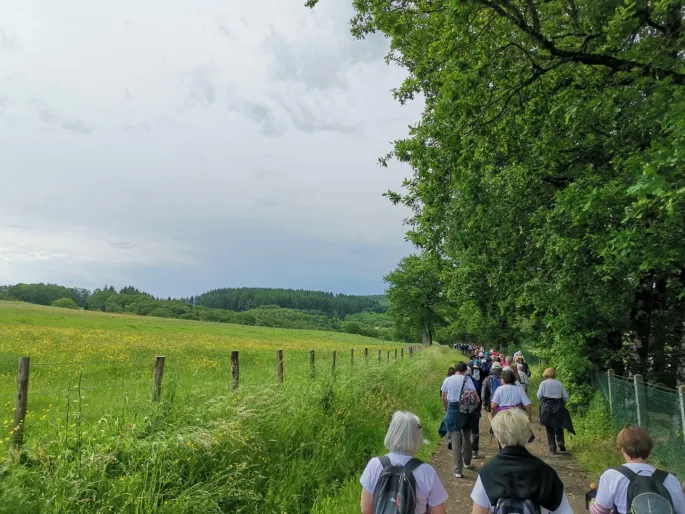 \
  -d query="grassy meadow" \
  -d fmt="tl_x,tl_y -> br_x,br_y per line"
0,302 -> 456,513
